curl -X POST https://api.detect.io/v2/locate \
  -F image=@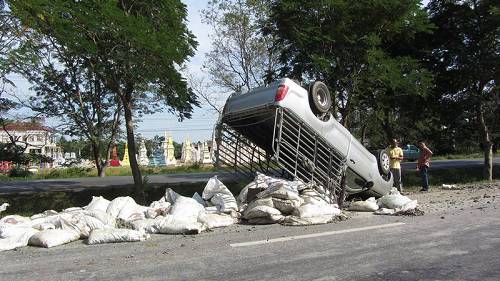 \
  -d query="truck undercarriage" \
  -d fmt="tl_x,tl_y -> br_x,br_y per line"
214,105 -> 348,205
